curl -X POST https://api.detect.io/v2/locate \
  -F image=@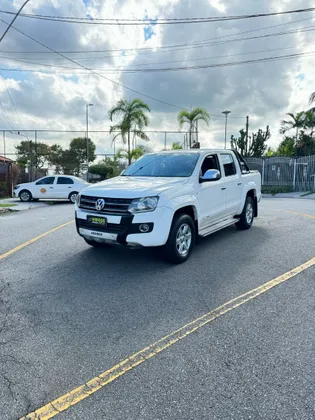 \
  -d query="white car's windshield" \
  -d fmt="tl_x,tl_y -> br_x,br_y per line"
123,153 -> 200,177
